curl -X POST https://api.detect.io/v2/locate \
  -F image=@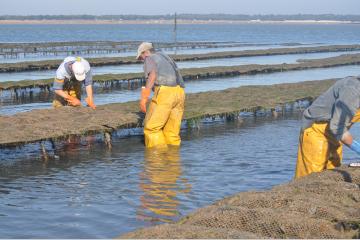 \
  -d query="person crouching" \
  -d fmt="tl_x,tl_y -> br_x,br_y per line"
52,56 -> 96,109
